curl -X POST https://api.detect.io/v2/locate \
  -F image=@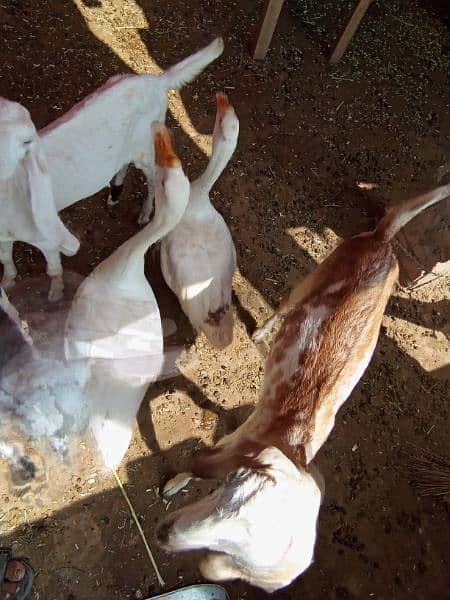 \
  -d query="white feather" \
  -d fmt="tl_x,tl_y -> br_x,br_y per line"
160,95 -> 239,348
